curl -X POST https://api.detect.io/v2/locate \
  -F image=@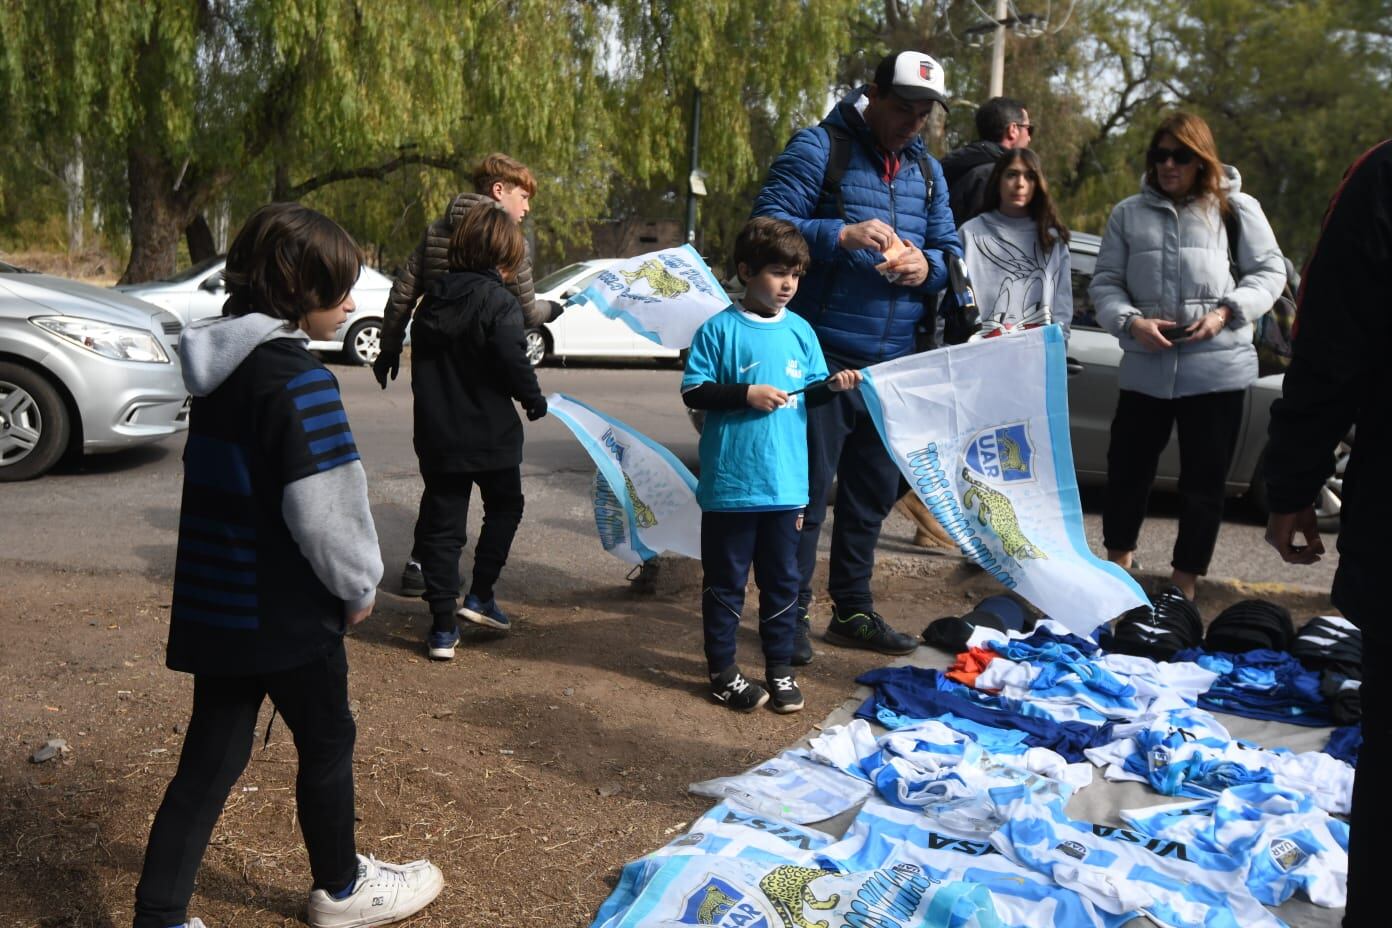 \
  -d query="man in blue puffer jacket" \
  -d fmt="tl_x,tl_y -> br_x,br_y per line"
752,51 -> 961,658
